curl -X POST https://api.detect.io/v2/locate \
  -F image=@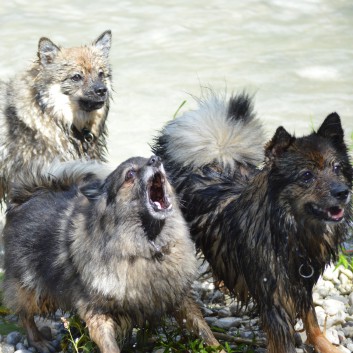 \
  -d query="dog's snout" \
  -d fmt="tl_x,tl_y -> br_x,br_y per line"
148,155 -> 161,167
94,83 -> 107,98
331,182 -> 350,202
